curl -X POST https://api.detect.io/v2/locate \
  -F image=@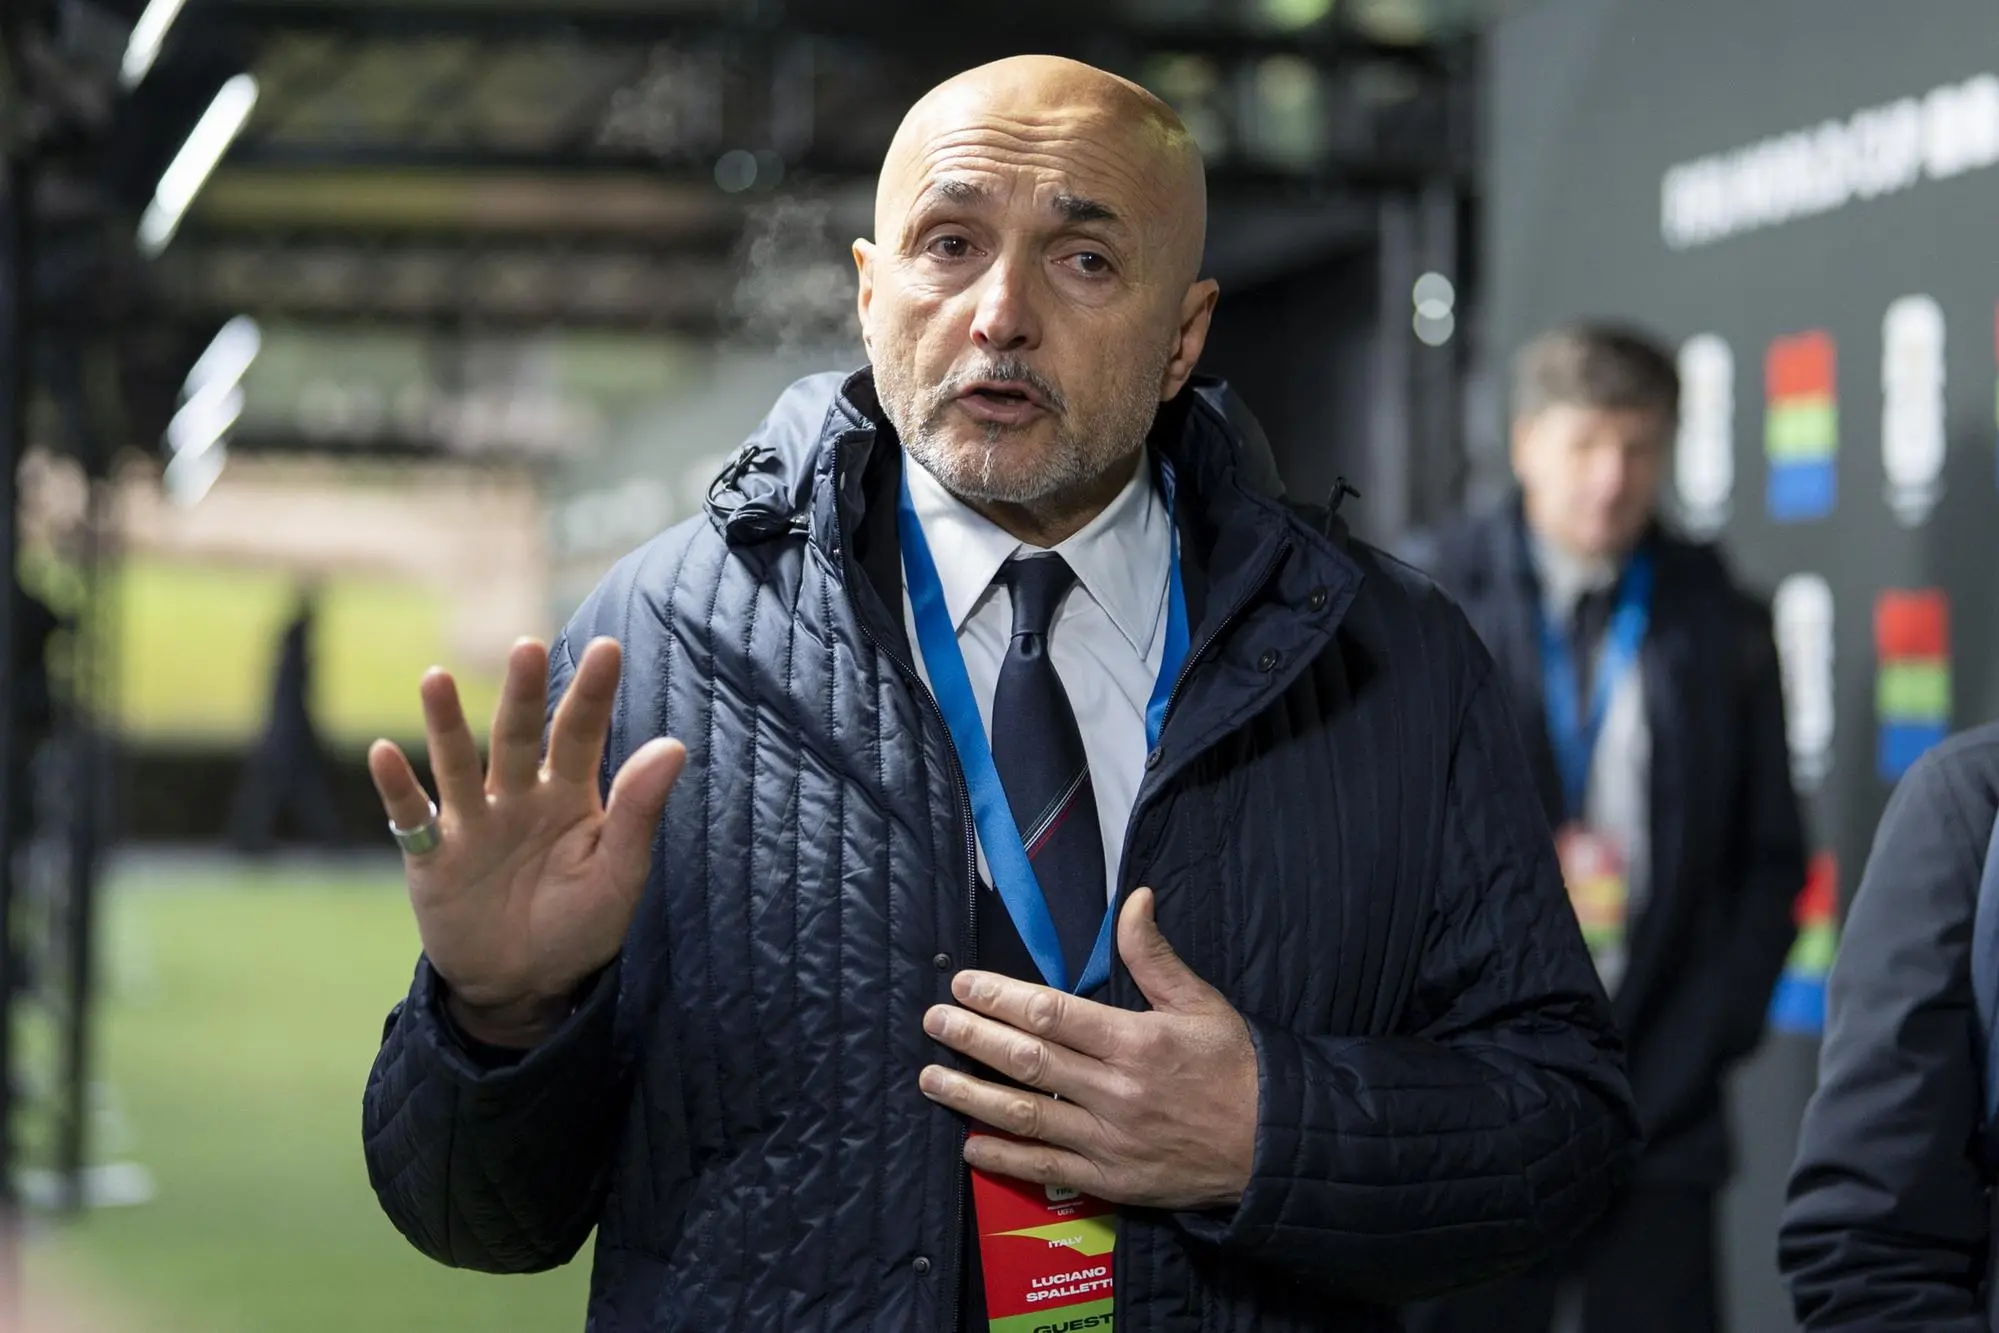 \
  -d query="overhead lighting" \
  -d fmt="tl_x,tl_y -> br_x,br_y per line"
120,0 -> 192,90
163,445 -> 227,507
166,382 -> 245,461
1259,0 -> 1335,30
1414,309 -> 1456,347
184,314 -> 263,398
1412,271 -> 1455,320
161,316 -> 262,505
137,74 -> 259,258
